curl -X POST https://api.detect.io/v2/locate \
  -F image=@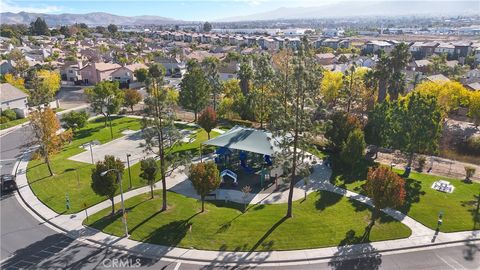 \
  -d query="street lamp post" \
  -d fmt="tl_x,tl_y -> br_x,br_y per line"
126,154 -> 132,189
101,169 -> 128,237
89,141 -> 94,164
